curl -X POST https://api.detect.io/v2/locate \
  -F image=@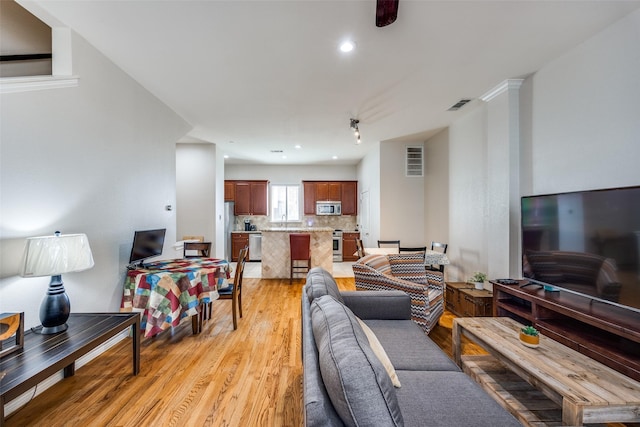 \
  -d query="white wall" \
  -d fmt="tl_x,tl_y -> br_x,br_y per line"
446,9 -> 640,283
530,8 -> 640,194
225,164 -> 357,183
357,143 -> 381,247
176,143 -> 217,245
424,129 -> 449,246
379,141 -> 425,246
448,107 -> 488,281
0,31 -> 190,328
